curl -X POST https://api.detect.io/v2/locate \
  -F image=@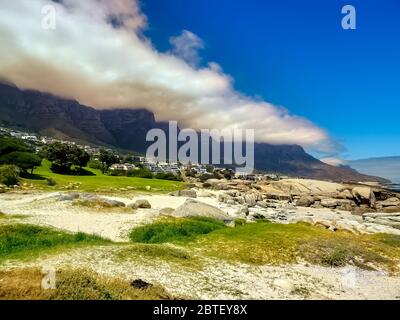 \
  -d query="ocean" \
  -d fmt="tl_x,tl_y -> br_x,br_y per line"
385,183 -> 400,192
